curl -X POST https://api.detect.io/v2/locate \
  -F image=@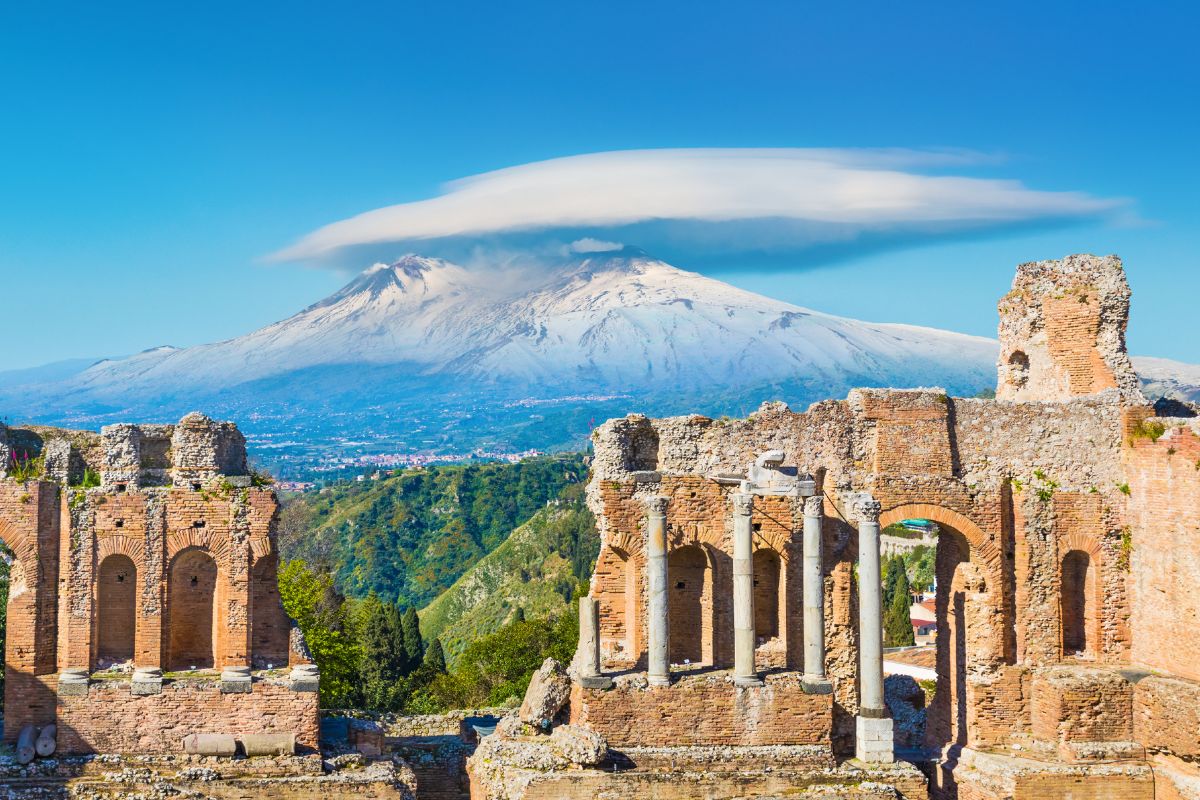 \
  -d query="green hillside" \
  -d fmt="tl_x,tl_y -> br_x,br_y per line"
419,490 -> 598,665
279,454 -> 588,608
